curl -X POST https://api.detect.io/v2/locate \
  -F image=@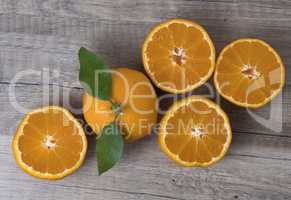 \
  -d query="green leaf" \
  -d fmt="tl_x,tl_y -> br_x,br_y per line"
79,47 -> 112,100
96,123 -> 124,175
